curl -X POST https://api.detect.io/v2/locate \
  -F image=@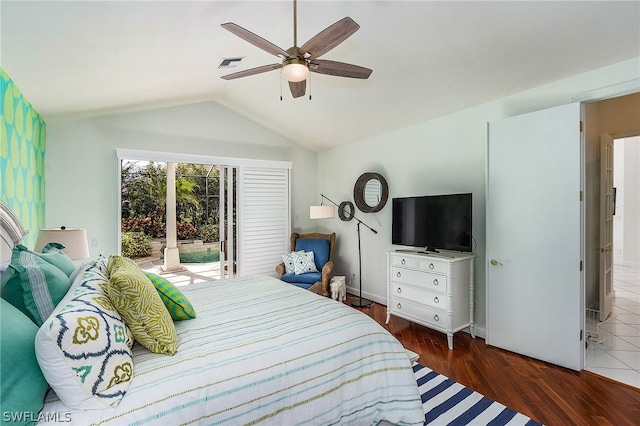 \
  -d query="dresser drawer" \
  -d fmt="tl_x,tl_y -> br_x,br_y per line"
417,258 -> 448,274
391,284 -> 450,310
392,283 -> 450,311
389,296 -> 451,329
389,255 -> 417,269
391,267 -> 448,292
